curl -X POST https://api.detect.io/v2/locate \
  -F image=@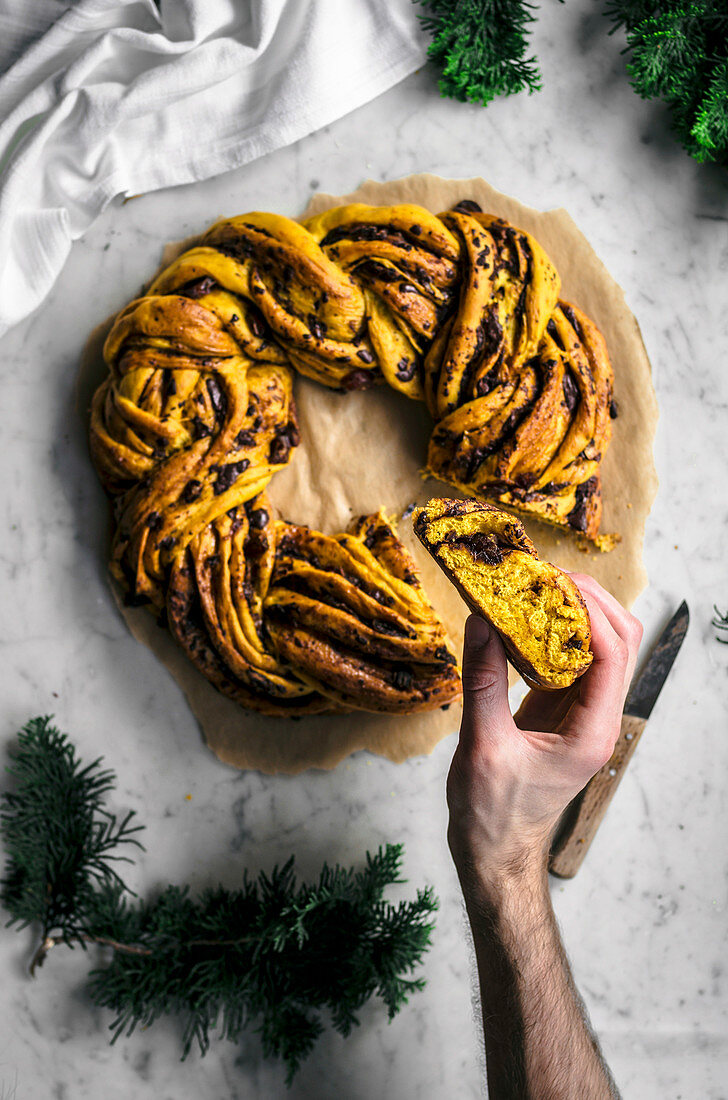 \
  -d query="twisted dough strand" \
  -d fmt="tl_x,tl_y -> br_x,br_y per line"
89,198 -> 614,716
